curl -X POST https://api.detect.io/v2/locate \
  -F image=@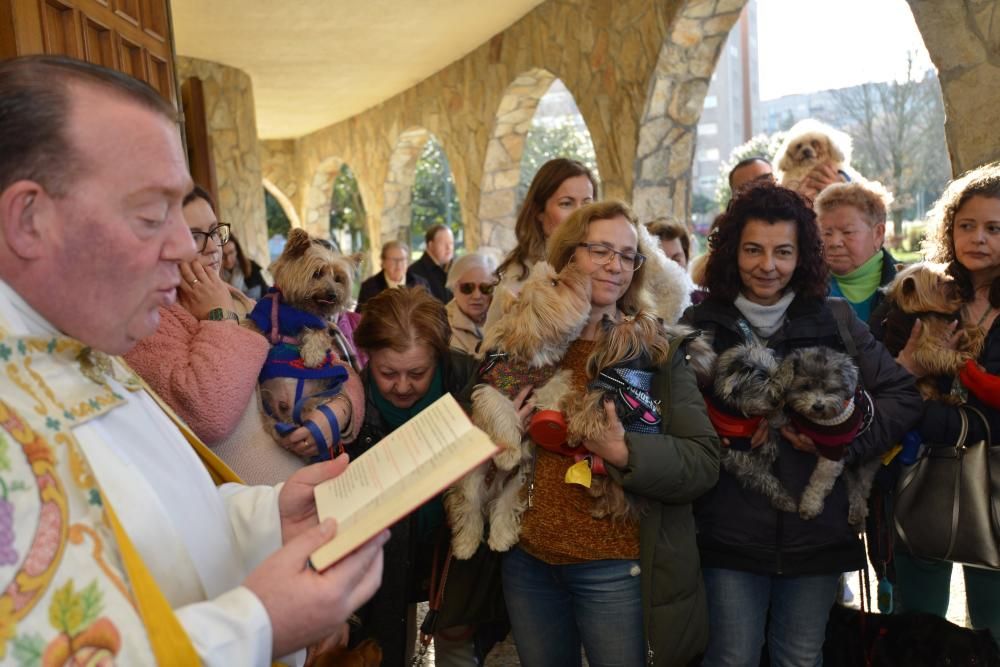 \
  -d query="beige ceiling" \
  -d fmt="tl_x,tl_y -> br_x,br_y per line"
171,1 -> 545,140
